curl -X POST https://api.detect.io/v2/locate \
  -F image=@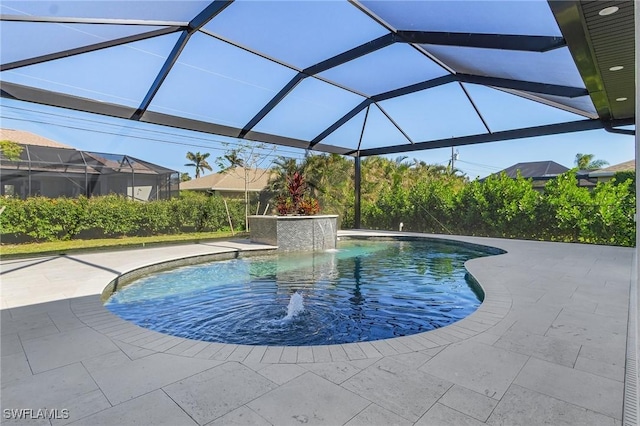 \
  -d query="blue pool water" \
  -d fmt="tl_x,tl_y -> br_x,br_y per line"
105,239 -> 497,346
